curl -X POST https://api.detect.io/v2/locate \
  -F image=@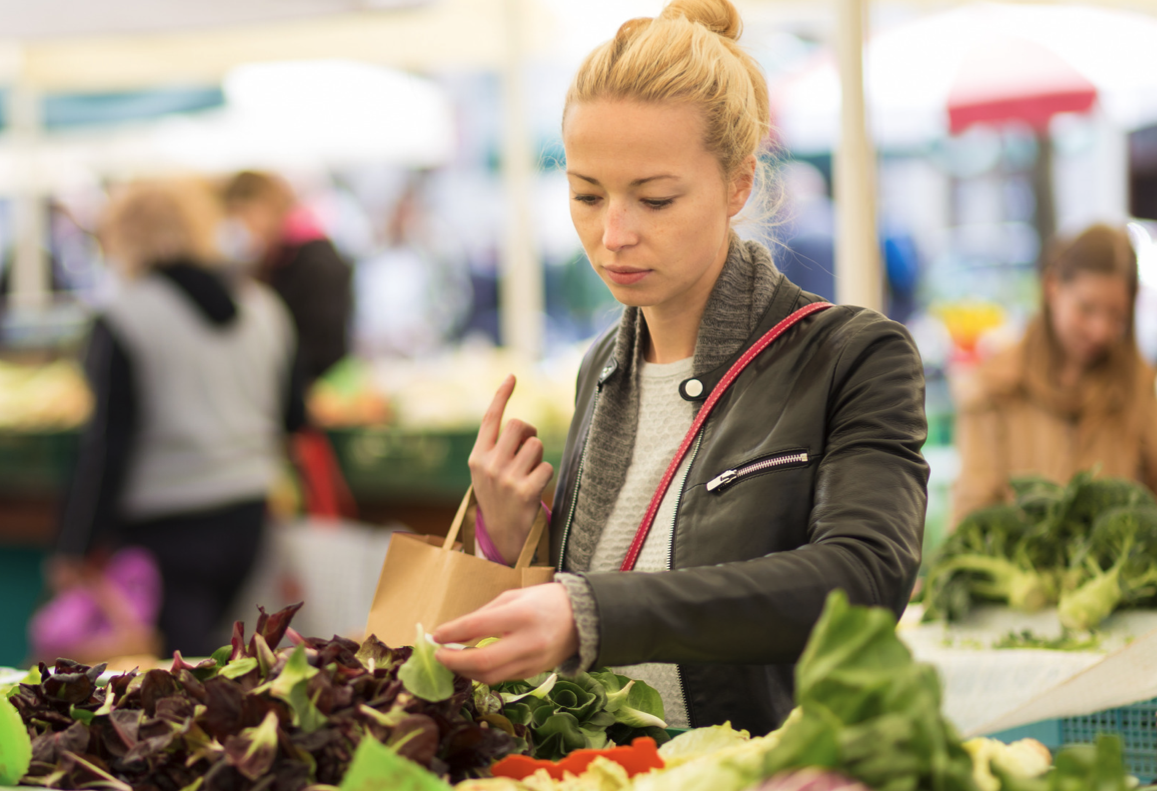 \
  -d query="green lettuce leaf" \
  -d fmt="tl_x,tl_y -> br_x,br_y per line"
659,721 -> 751,765
397,625 -> 455,703
252,645 -> 325,732
612,680 -> 666,729
338,733 -> 452,791
0,696 -> 32,785
218,657 -> 259,680
497,673 -> 557,705
533,712 -> 589,761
